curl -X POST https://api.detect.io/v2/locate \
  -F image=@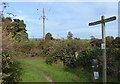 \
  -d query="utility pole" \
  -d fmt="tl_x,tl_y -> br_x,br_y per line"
42,8 -> 45,39
37,8 -> 47,39
89,16 -> 116,83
